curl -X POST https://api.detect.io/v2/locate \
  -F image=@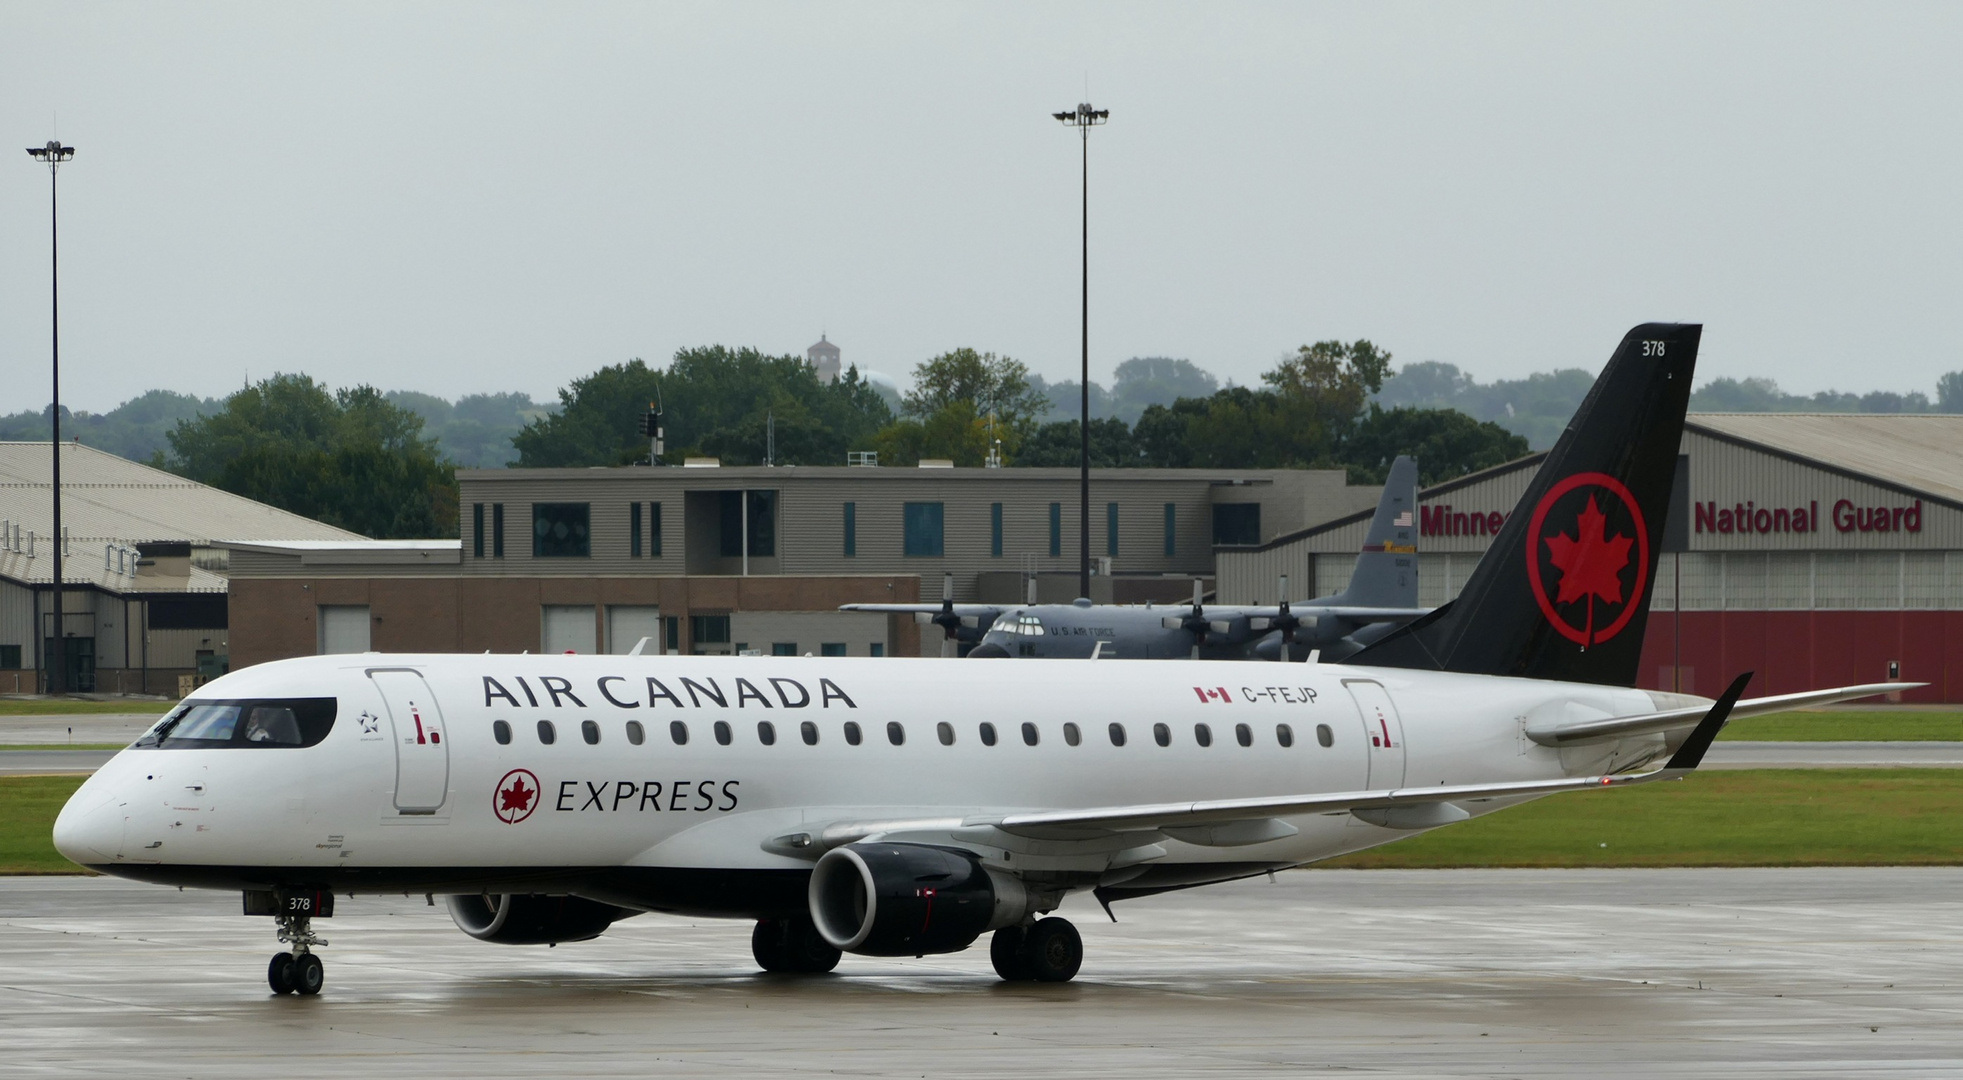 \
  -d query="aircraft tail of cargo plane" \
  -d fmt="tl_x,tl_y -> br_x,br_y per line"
53,323 -> 1910,996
